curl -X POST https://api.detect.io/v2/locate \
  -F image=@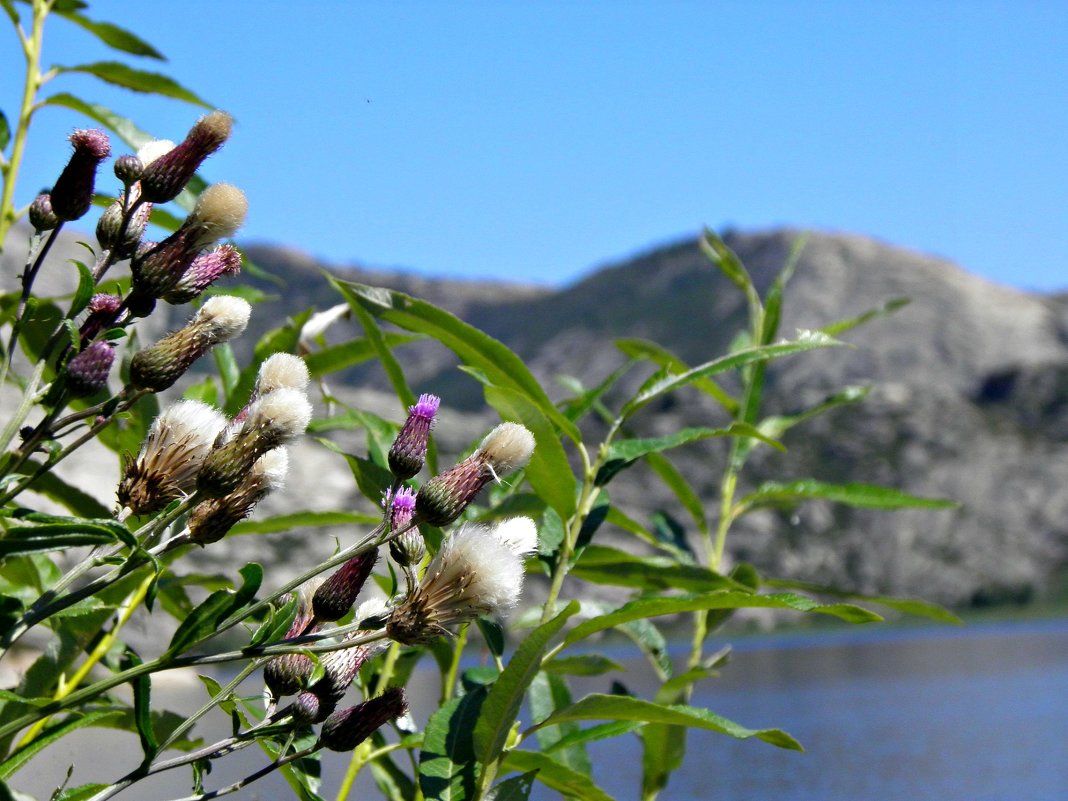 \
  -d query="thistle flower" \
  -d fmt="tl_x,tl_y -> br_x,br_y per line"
415,423 -> 535,527
263,581 -> 320,698
385,519 -> 534,645
28,194 -> 59,231
131,183 -> 248,302
188,448 -> 288,544
129,295 -> 251,392
117,400 -> 228,516
161,244 -> 242,304
78,293 -> 123,343
65,341 -> 115,397
196,387 -> 311,498
318,687 -> 409,752
50,129 -> 111,221
139,111 -> 233,203
313,550 -> 378,623
386,487 -> 423,568
388,394 -> 440,481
